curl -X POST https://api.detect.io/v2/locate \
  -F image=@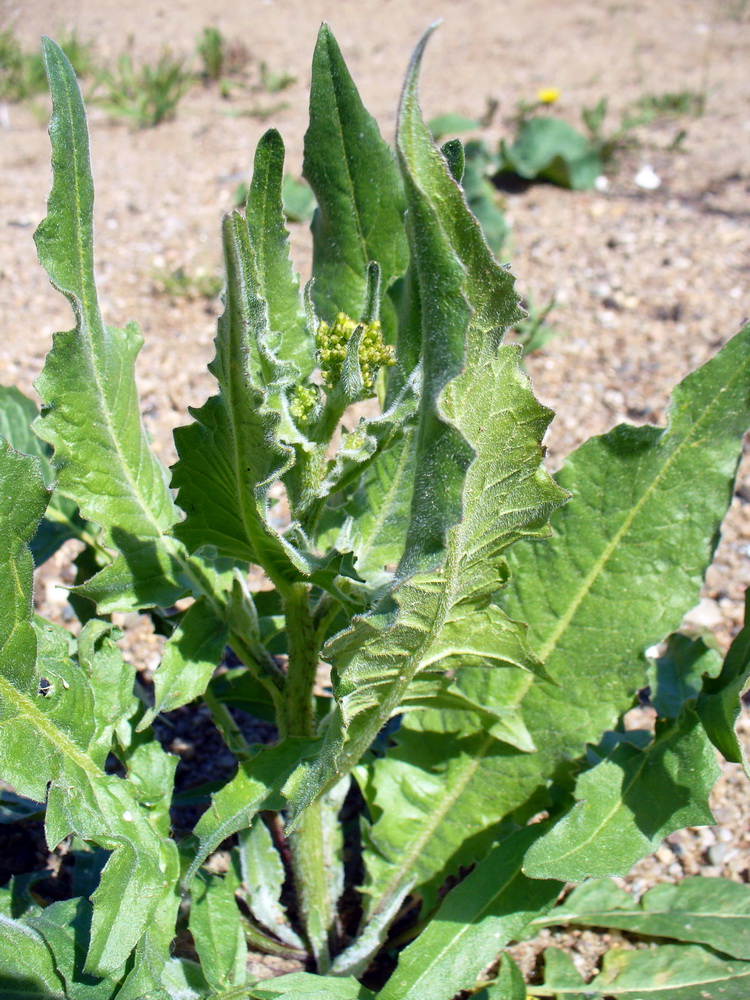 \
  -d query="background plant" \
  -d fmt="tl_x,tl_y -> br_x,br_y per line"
0,28 -> 749,1000
0,26 -> 95,102
93,42 -> 192,127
